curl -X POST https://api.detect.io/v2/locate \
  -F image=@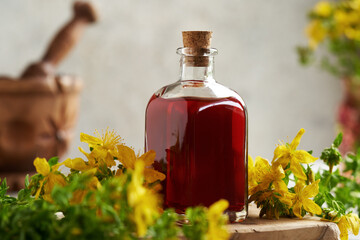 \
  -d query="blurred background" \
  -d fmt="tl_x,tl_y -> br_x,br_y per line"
0,0 -> 340,160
